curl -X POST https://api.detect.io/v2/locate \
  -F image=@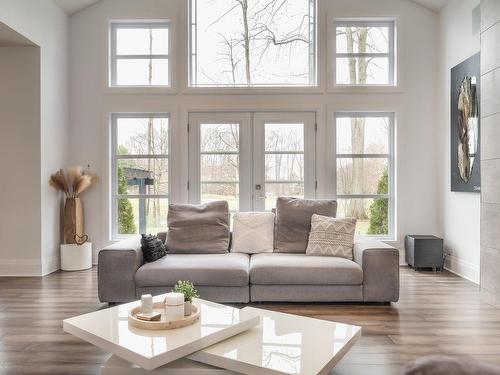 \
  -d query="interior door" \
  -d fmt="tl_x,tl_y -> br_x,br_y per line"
253,112 -> 316,211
